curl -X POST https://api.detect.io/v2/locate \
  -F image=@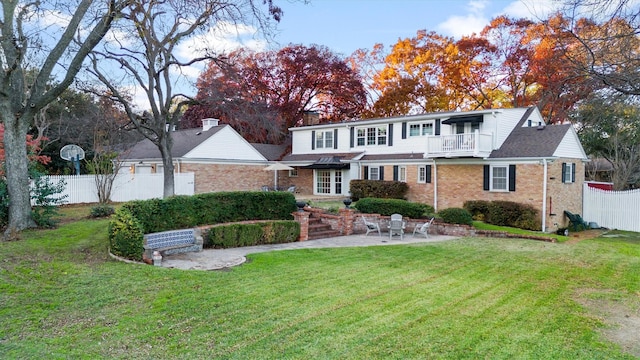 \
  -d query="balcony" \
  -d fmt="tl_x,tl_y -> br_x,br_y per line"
426,131 -> 493,158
